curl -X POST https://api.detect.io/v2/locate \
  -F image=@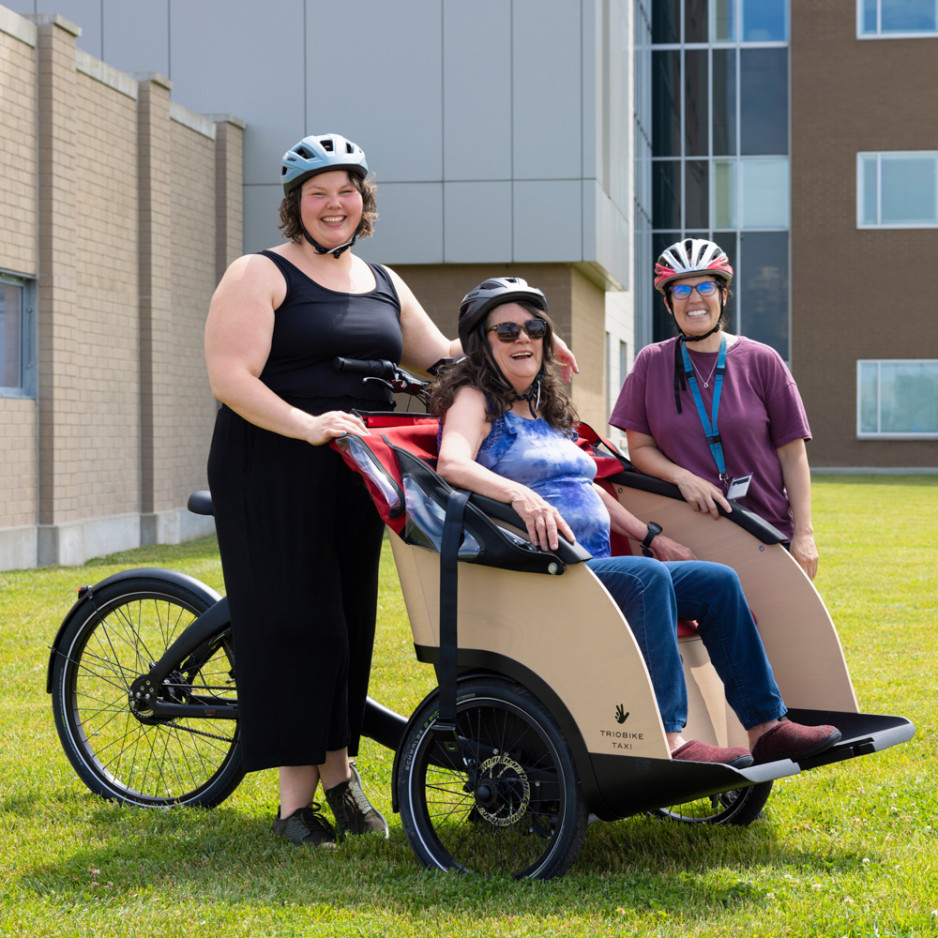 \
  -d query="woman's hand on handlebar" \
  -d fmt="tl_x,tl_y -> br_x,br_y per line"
508,486 -> 575,552
674,469 -> 732,519
304,410 -> 369,446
